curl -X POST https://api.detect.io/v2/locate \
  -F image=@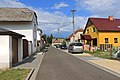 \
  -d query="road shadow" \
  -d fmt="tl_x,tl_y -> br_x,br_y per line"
71,52 -> 83,54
